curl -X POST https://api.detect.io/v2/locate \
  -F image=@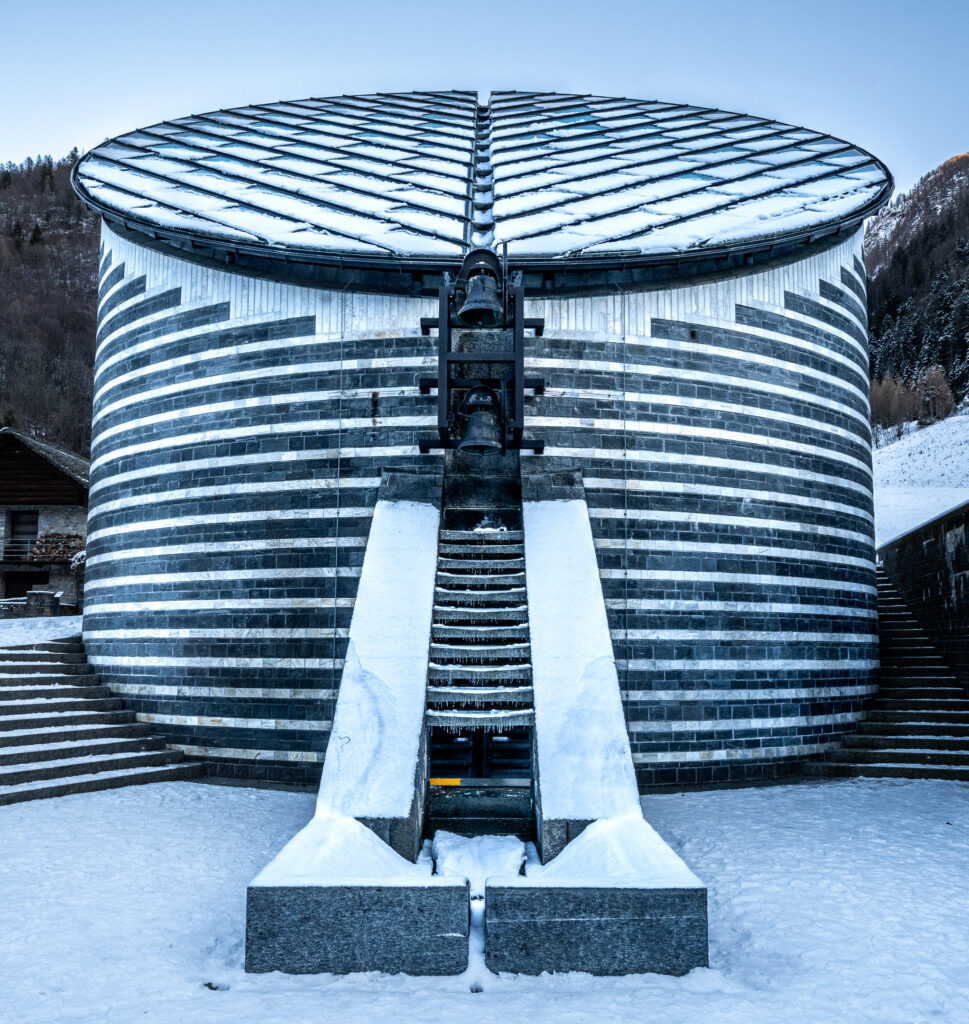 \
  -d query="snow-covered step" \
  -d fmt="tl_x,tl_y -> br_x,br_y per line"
0,684 -> 111,701
431,623 -> 530,641
434,586 -> 526,605
426,684 -> 533,705
438,542 -> 524,556
436,571 -> 526,587
433,604 -> 529,623
426,708 -> 534,730
429,662 -> 532,682
0,761 -> 203,805
0,661 -> 94,675
438,557 -> 525,572
439,529 -> 523,542
808,760 -> 969,781
832,747 -> 969,766
0,748 -> 184,786
0,720 -> 152,747
429,642 -> 531,664
0,735 -> 165,766
0,649 -> 87,663
0,674 -> 99,687
0,697 -> 123,717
